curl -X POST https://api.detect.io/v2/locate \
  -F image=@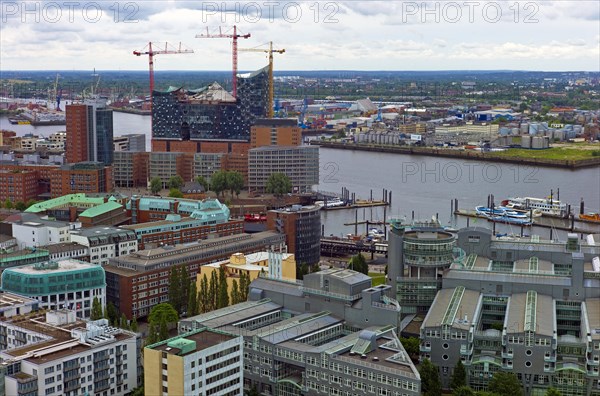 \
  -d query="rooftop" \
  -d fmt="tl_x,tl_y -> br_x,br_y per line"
149,328 -> 236,356
422,287 -> 481,331
42,242 -> 87,255
586,299 -> 600,340
70,226 -> 134,238
506,291 -> 554,336
79,201 -> 123,218
25,193 -> 105,213
5,258 -> 98,275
